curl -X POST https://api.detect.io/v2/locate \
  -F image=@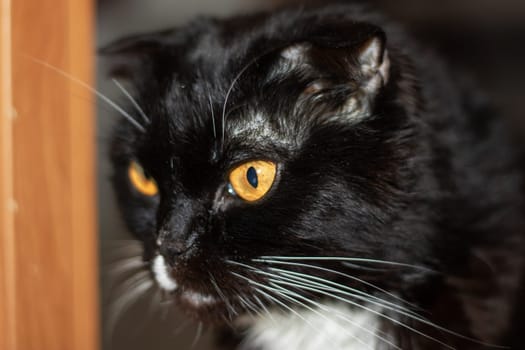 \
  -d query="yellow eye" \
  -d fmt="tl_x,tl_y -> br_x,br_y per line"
228,160 -> 277,202
128,161 -> 158,196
